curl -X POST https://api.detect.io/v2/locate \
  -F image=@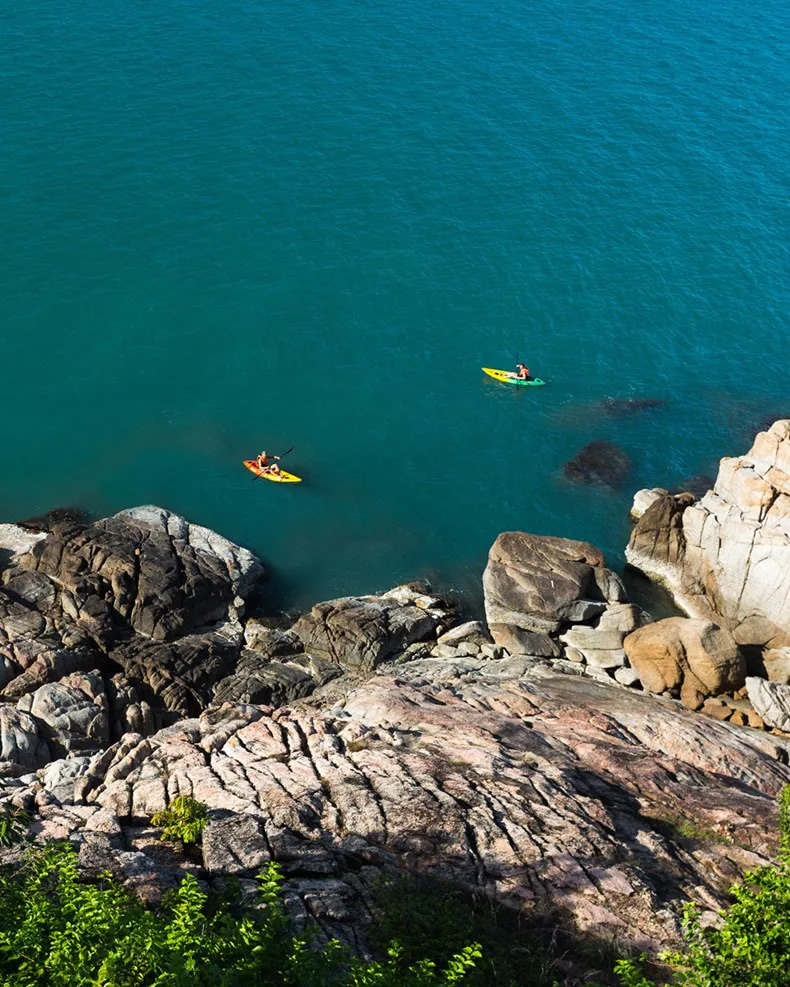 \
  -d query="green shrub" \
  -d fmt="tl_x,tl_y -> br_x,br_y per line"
0,805 -> 31,847
0,842 -> 480,986
616,785 -> 790,987
151,795 -> 208,845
